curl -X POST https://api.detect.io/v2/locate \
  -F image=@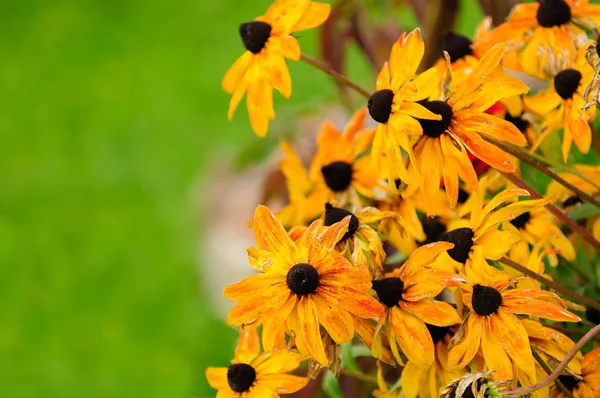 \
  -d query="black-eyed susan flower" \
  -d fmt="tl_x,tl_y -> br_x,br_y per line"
550,346 -> 600,398
224,205 -> 384,366
401,324 -> 466,398
481,0 -> 600,79
504,202 -> 575,267
525,43 -> 597,162
370,243 -> 464,368
440,372 -> 510,398
223,0 -> 331,136
408,43 -> 529,209
367,28 -> 443,183
434,185 -> 545,273
447,263 -> 580,383
206,326 -> 308,398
